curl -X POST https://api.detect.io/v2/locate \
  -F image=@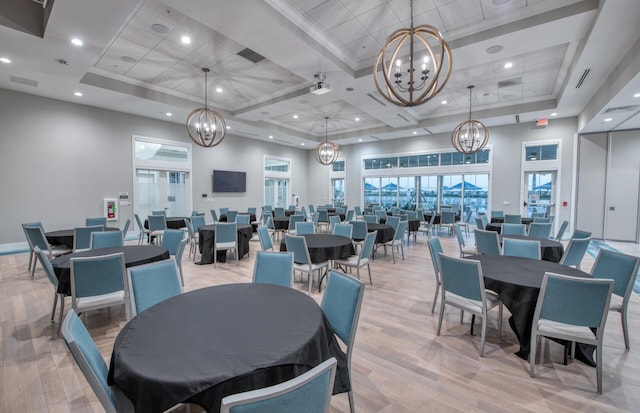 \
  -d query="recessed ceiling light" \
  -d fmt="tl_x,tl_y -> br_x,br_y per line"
358,138 -> 363,142
226,125 -> 231,129
165,112 -> 172,117
268,135 -> 273,139
504,62 -> 513,69
346,87 -> 354,92
151,23 -> 169,34
604,118 -> 613,122
293,115 -> 299,119
0,57 -> 11,64
300,143 -> 305,146
74,92 -> 83,97
485,45 -> 503,55
550,112 -> 557,117
181,36 -> 191,44
412,131 -> 417,135
216,87 -> 223,93
441,100 -> 447,105
71,38 -> 83,46
355,117 -> 360,122
634,92 -> 640,98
